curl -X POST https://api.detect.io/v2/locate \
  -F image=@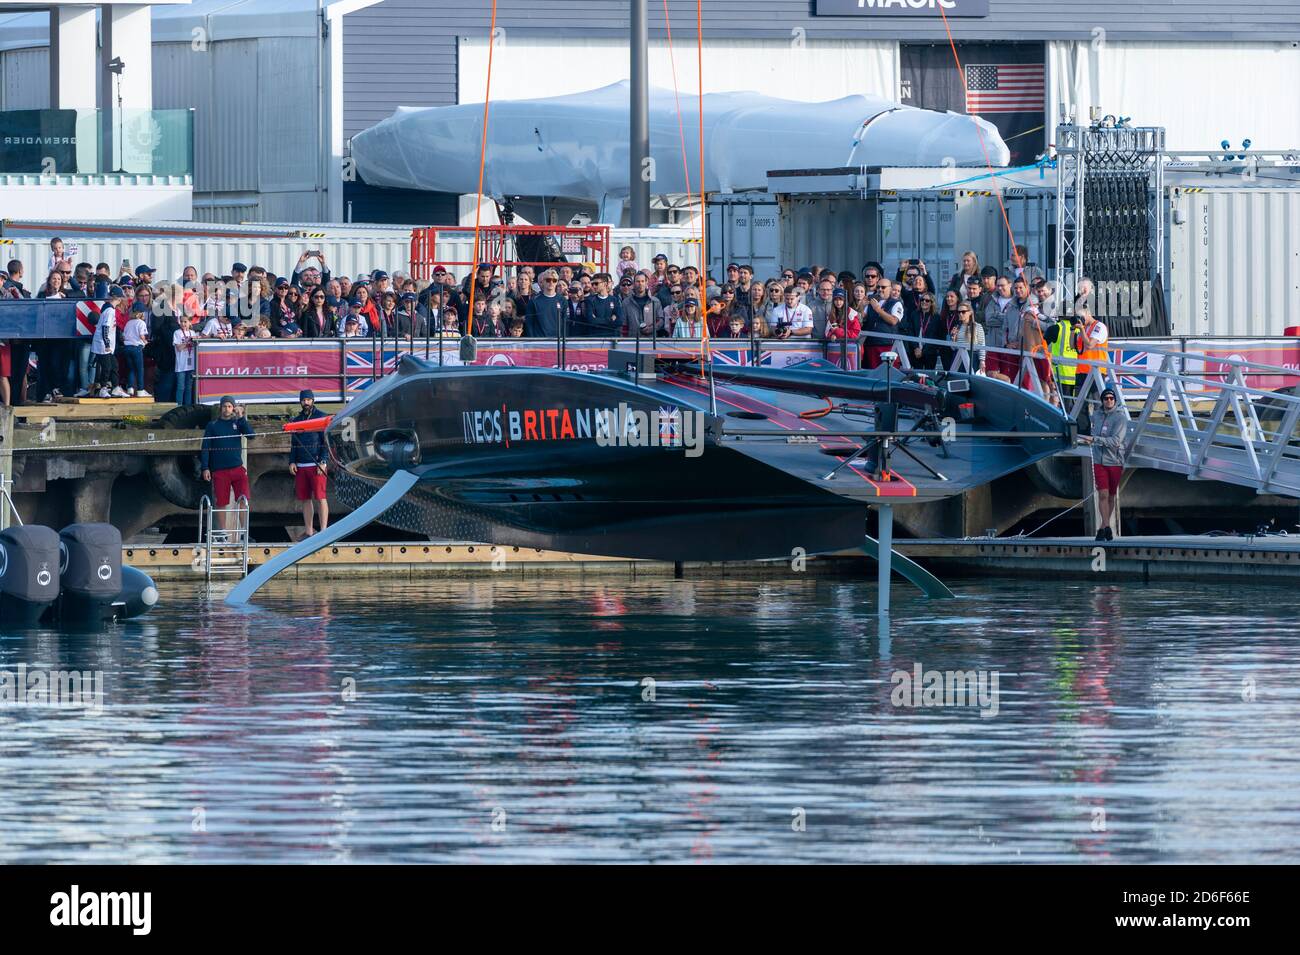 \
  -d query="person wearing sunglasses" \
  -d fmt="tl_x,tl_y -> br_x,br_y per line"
904,289 -> 944,369
948,302 -> 986,374
1079,387 -> 1126,540
524,269 -> 565,337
